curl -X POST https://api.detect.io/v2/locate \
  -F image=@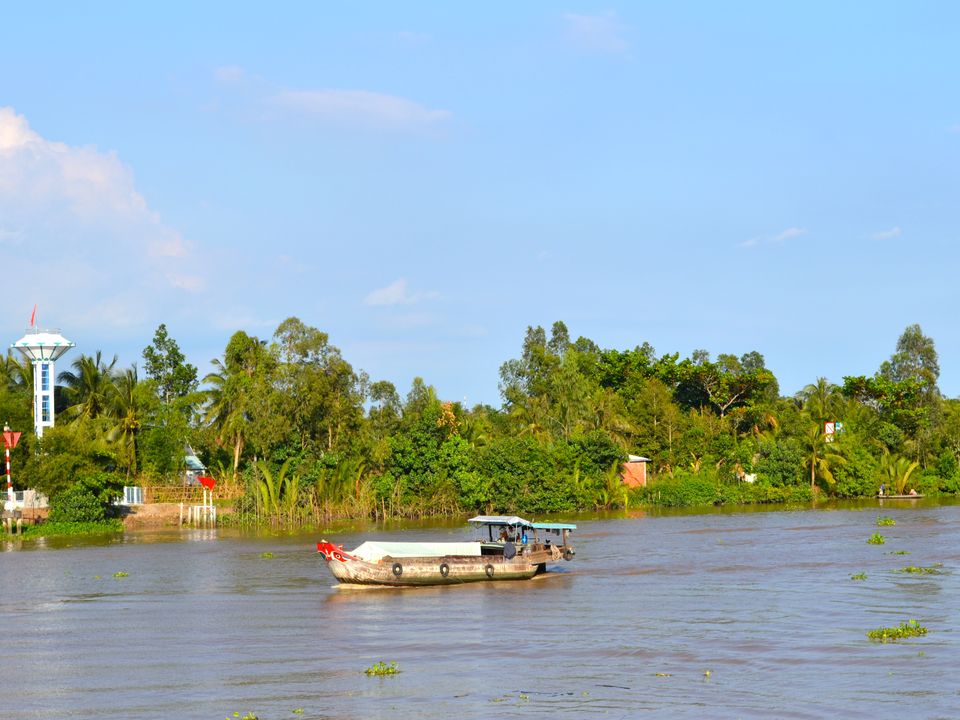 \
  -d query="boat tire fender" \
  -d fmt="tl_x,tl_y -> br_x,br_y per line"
392,562 -> 403,577
439,563 -> 449,578
485,564 -> 494,578
563,549 -> 574,561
